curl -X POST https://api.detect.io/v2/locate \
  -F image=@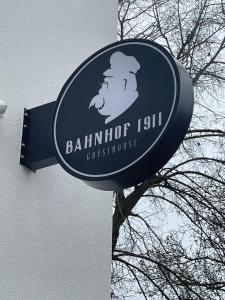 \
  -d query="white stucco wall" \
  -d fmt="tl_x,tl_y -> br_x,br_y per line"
0,1 -> 117,299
